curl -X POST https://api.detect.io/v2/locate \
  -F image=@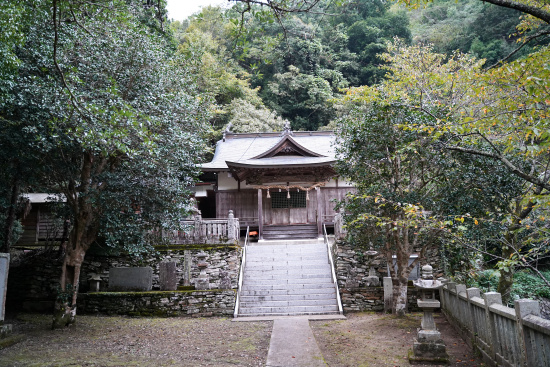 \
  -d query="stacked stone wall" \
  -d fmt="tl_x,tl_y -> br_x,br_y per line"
78,290 -> 236,317
7,245 -> 241,314
340,286 -> 422,313
335,240 -> 440,312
